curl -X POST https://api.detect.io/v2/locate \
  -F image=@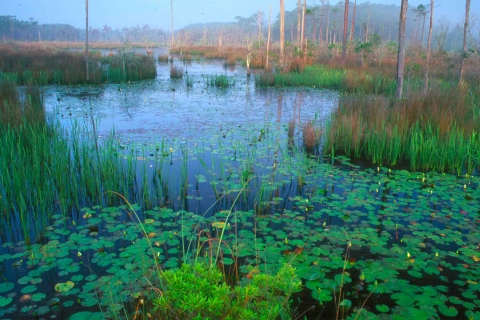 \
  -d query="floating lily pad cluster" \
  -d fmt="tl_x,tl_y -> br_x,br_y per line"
0,155 -> 478,318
